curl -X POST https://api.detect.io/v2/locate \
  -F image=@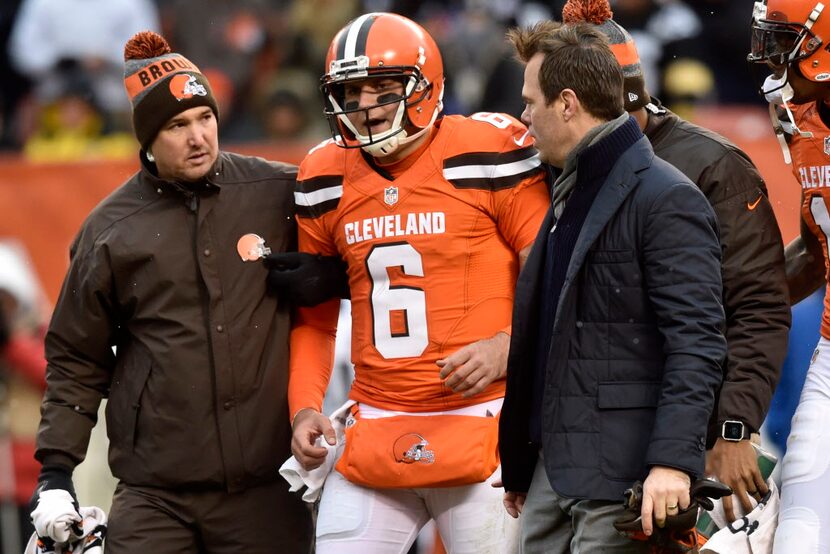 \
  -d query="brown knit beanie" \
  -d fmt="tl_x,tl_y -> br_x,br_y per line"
562,0 -> 650,111
123,31 -> 219,150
